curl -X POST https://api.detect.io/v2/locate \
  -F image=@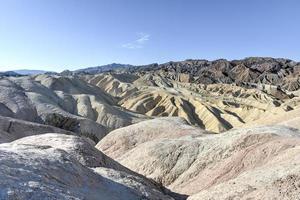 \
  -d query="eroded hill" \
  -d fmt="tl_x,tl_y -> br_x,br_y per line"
0,57 -> 300,199
85,68 -> 298,133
